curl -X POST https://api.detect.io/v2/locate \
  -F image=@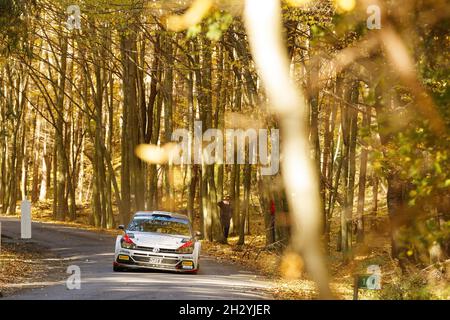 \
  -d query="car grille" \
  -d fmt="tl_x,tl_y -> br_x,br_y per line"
135,246 -> 177,253
132,255 -> 178,265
